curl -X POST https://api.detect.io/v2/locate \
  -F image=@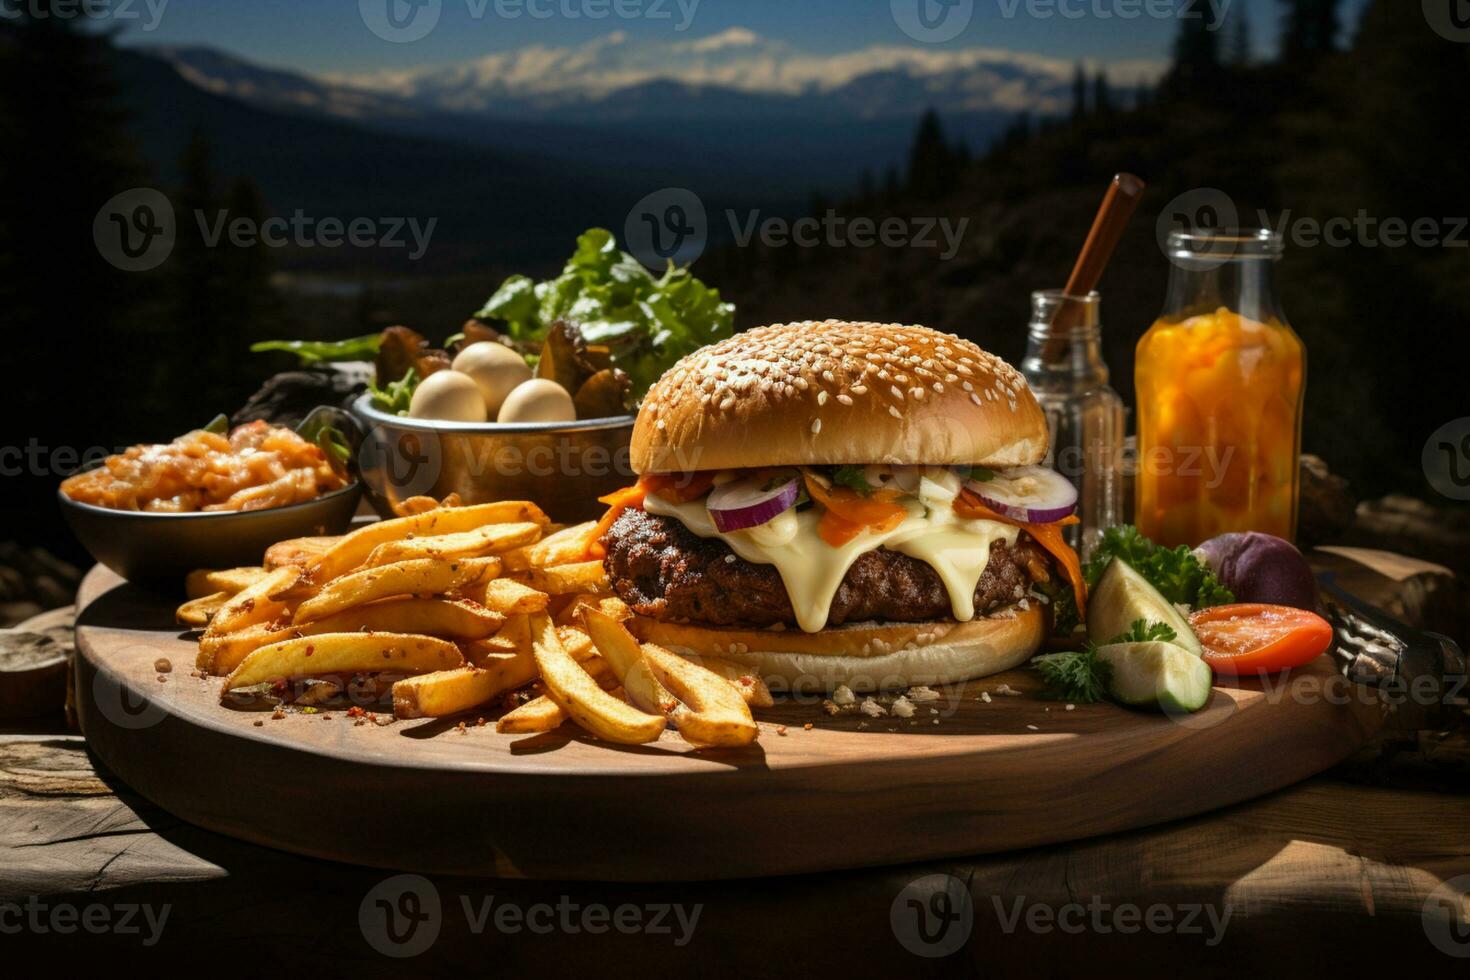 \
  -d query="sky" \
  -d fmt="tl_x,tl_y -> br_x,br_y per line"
109,0 -> 1374,77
